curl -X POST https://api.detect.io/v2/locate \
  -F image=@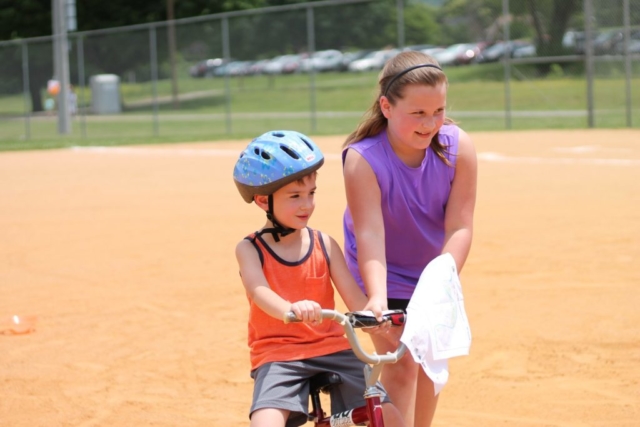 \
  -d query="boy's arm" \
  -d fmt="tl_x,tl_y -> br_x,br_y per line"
320,232 -> 368,312
235,239 -> 322,323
